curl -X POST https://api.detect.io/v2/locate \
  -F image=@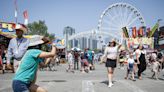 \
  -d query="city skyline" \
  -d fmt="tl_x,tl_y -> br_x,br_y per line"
0,0 -> 164,38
